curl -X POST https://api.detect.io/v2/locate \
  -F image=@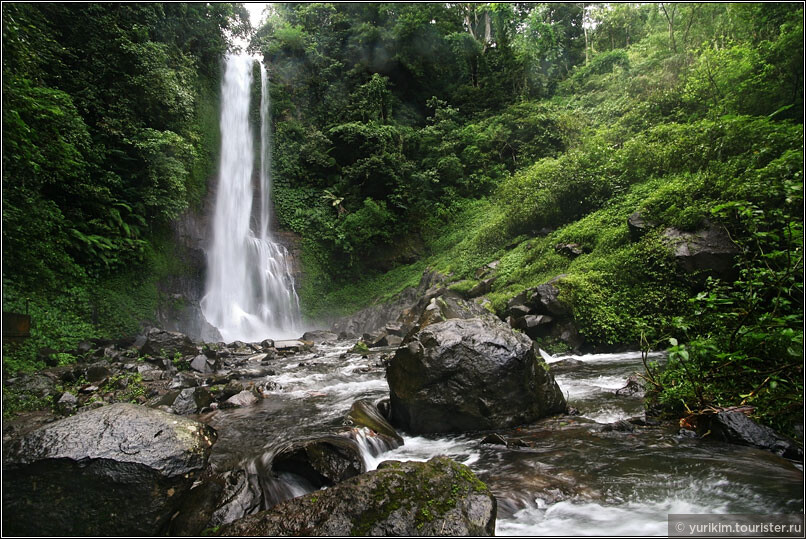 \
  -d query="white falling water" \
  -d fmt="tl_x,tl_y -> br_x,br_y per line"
202,54 -> 301,342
